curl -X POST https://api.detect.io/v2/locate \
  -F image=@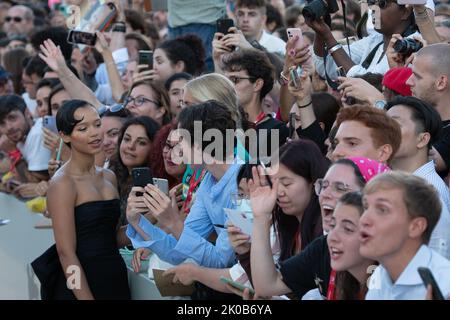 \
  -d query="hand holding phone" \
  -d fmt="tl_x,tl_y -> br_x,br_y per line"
216,18 -> 234,36
287,28 -> 304,57
43,116 -> 58,134
220,276 -> 255,295
138,50 -> 153,70
418,267 -> 445,300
